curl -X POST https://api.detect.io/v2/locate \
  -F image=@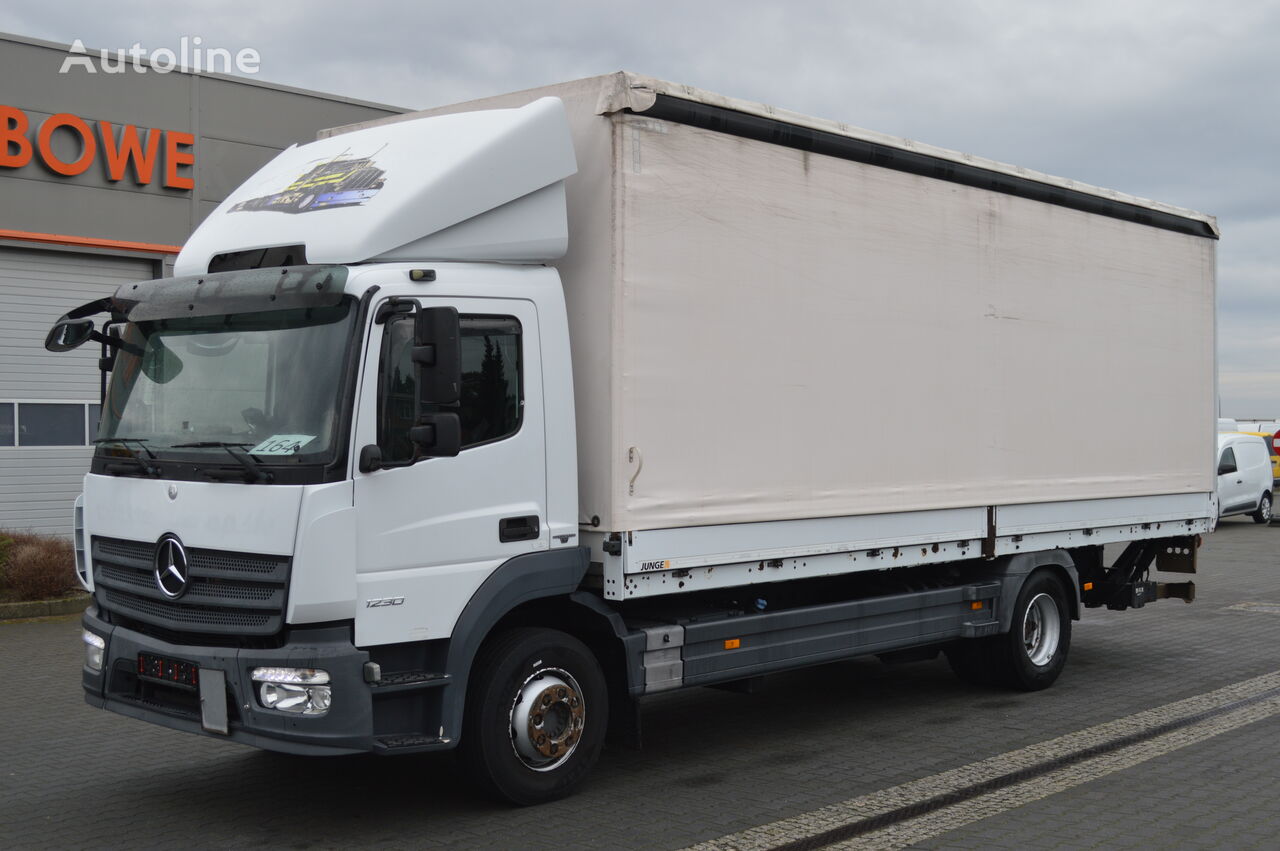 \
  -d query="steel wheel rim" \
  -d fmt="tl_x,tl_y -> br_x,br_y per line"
1022,592 -> 1061,667
508,667 -> 585,772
